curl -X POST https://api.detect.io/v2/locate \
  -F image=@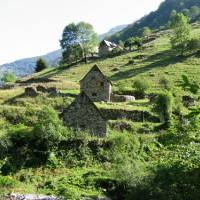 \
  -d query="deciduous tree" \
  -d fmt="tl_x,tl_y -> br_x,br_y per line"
60,22 -> 98,63
170,13 -> 191,56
